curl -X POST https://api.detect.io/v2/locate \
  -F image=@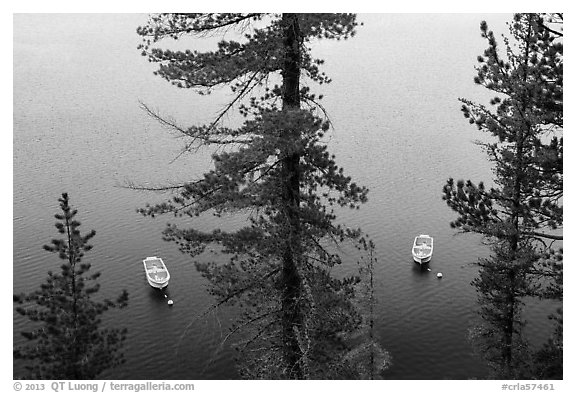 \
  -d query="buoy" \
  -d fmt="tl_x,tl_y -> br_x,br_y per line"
437,272 -> 443,278
168,299 -> 174,306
